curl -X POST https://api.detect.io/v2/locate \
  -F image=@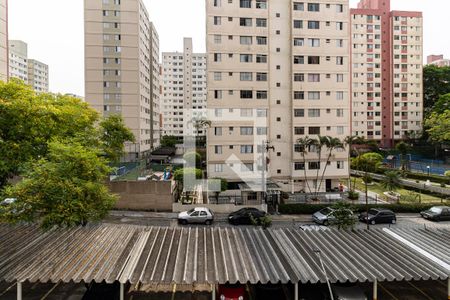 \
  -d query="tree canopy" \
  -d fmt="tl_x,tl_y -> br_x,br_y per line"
425,110 -> 450,144
423,65 -> 450,115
